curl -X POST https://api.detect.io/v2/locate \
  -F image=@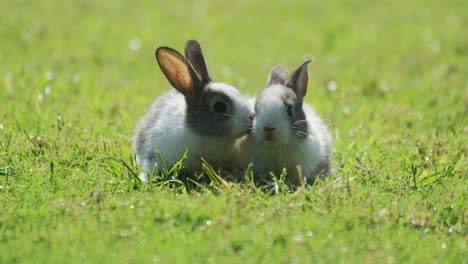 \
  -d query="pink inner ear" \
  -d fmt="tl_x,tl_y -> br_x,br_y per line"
158,49 -> 194,95
298,68 -> 308,97
176,72 -> 192,94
